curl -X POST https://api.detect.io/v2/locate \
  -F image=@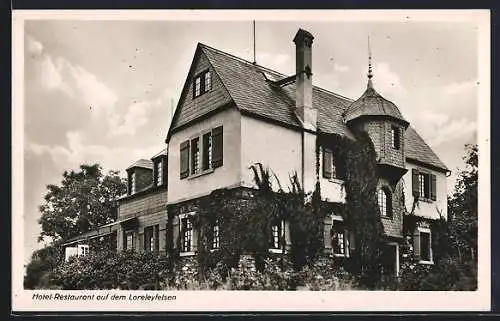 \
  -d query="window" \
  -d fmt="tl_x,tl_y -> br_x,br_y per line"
420,230 -> 432,262
124,231 -> 135,250
414,228 -> 433,263
391,126 -> 400,150
129,172 -> 136,195
193,70 -> 211,98
322,148 -> 337,180
202,132 -> 212,171
212,220 -> 220,250
77,244 -> 89,257
332,227 -> 347,256
181,217 -> 193,252
378,188 -> 392,217
271,220 -> 285,250
180,126 -> 223,179
412,169 -> 437,201
144,225 -> 159,252
155,160 -> 163,186
191,137 -> 200,175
